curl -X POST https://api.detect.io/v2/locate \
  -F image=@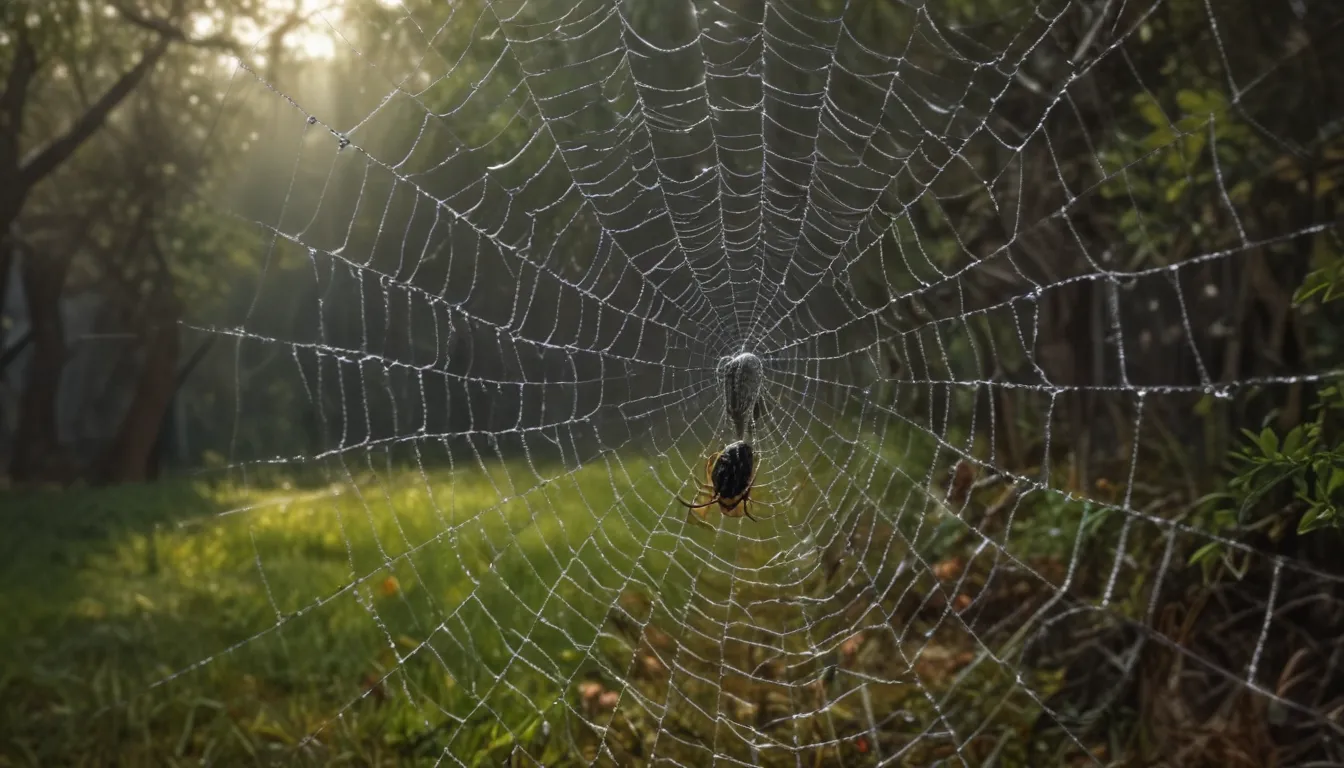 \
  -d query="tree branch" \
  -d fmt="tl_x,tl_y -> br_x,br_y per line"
0,25 -> 37,157
0,26 -> 37,218
112,2 -> 242,53
0,328 -> 33,377
15,0 -> 242,196
16,33 -> 172,192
